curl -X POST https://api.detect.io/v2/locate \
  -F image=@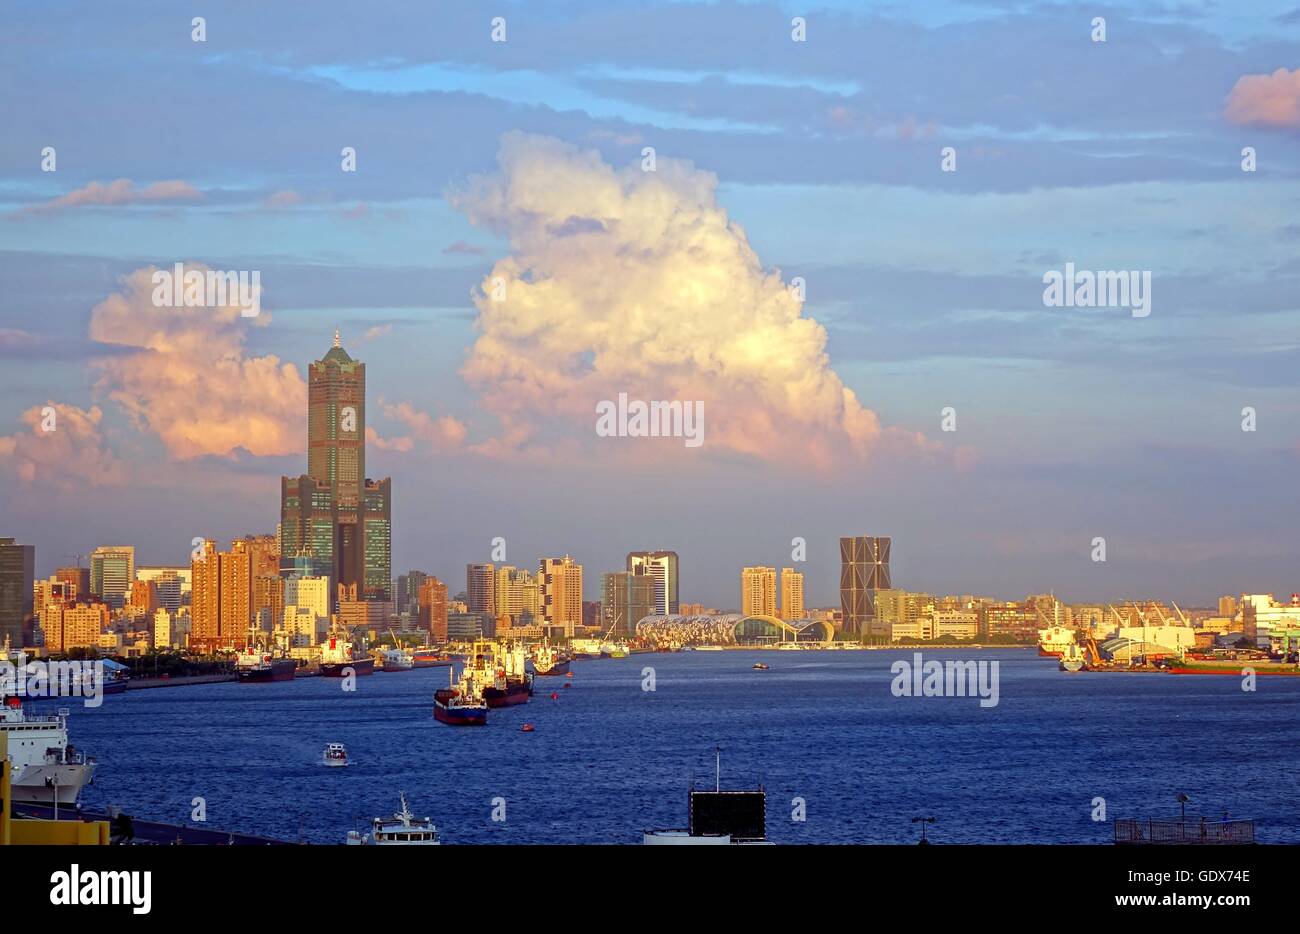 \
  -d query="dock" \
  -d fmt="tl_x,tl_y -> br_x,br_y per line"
12,802 -> 295,845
